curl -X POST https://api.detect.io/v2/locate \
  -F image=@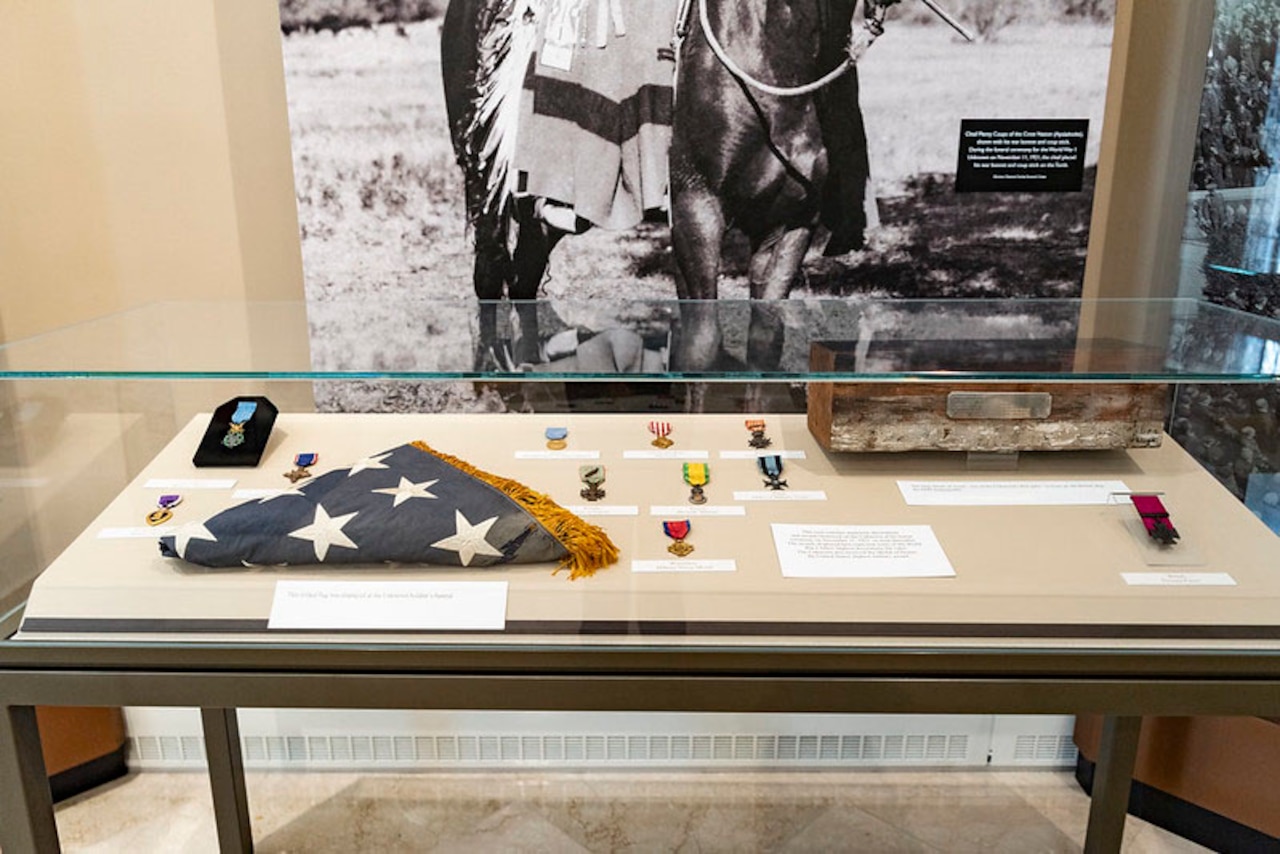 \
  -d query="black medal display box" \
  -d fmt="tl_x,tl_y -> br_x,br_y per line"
193,396 -> 278,468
